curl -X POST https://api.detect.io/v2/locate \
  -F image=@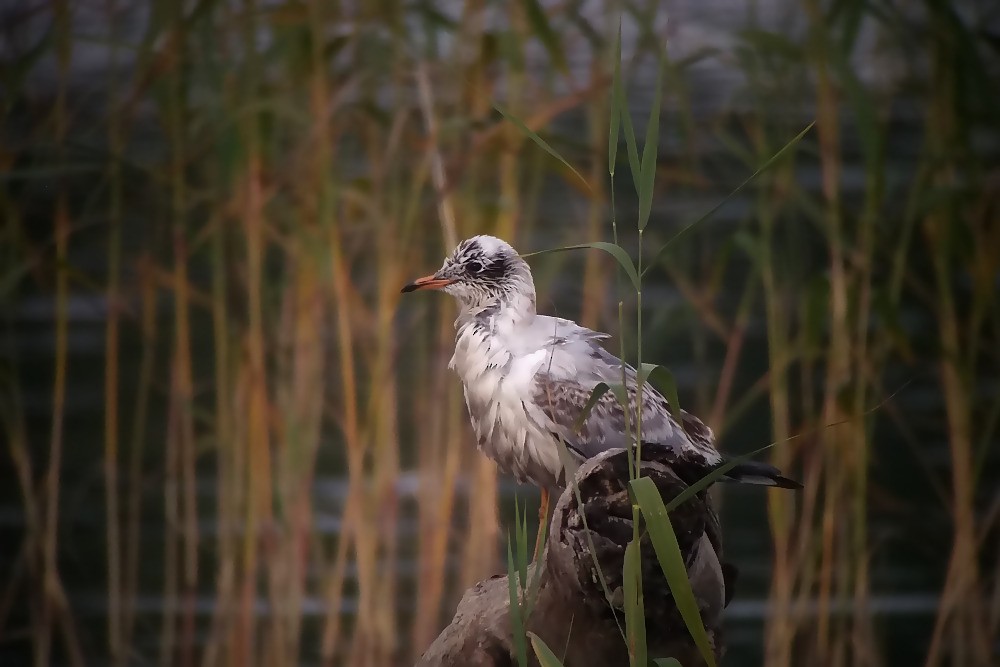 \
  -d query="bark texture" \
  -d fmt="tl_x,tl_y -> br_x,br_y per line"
416,446 -> 733,667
